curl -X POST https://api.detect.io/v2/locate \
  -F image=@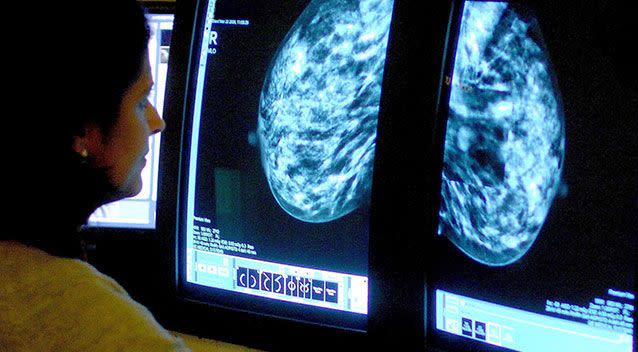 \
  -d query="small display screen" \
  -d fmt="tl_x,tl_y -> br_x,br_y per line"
87,13 -> 174,229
